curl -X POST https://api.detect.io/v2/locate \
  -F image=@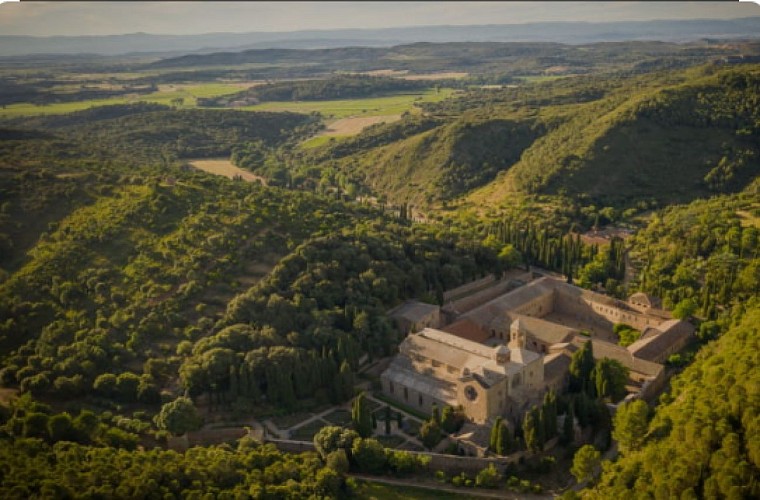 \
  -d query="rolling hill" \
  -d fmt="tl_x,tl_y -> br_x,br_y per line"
303,63 -> 759,210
